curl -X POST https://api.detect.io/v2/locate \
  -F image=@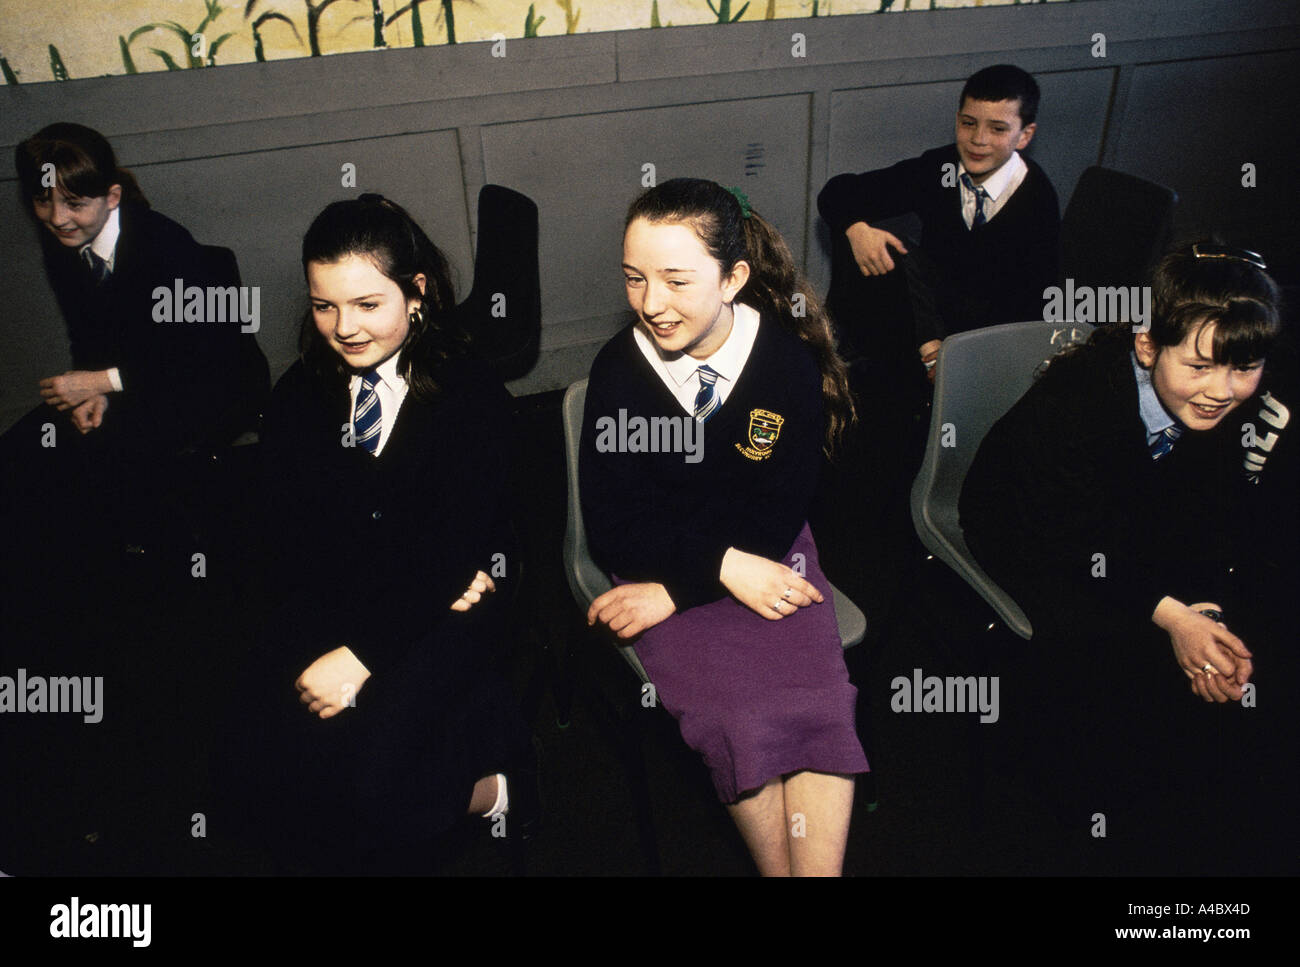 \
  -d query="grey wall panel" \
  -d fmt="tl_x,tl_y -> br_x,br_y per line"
1111,50 -> 1299,281
1028,68 -> 1114,212
481,94 -> 812,345
616,1 -> 1251,84
0,202 -> 72,426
